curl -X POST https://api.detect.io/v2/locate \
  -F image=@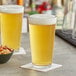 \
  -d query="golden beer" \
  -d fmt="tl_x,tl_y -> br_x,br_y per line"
29,14 -> 56,66
0,5 -> 24,50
